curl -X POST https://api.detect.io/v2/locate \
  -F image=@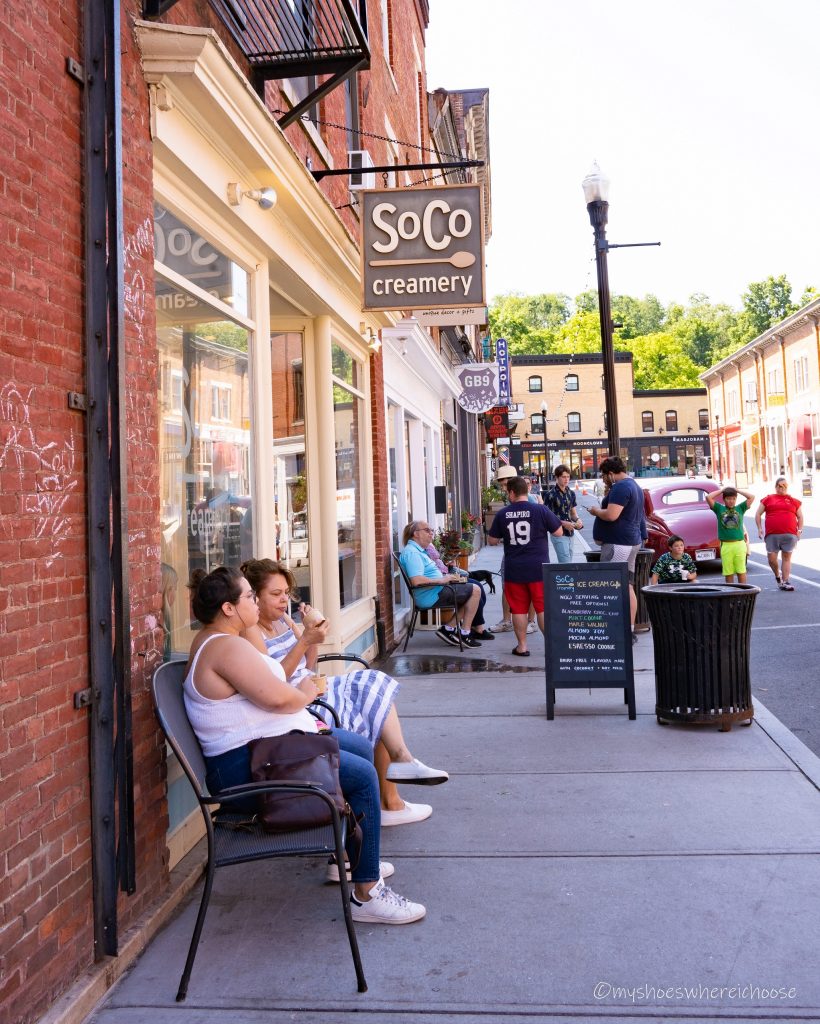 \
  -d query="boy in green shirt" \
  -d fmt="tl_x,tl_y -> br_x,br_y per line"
706,484 -> 755,583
